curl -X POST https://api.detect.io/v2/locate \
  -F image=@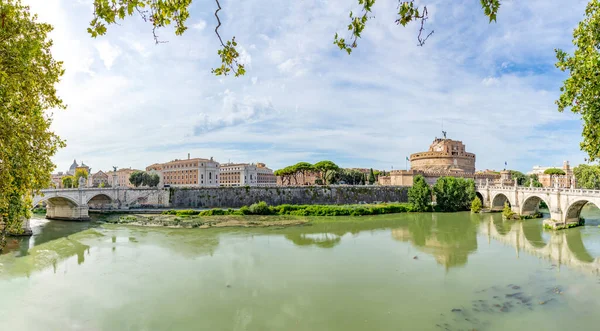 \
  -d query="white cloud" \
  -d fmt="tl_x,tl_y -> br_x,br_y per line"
192,20 -> 207,31
94,41 -> 122,69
